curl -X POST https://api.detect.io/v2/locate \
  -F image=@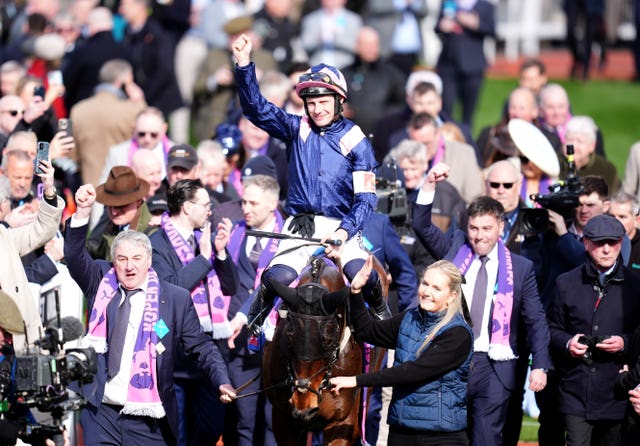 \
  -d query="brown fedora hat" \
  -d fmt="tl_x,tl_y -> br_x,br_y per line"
0,290 -> 25,335
96,166 -> 150,207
